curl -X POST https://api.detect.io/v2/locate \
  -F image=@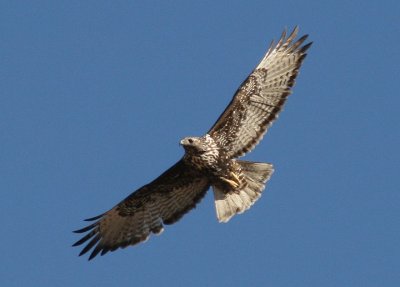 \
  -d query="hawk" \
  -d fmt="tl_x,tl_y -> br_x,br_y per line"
73,27 -> 311,260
